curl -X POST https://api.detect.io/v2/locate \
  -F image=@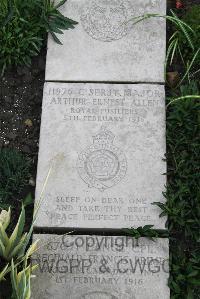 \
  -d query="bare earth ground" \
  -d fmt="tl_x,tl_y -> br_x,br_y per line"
0,48 -> 46,208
